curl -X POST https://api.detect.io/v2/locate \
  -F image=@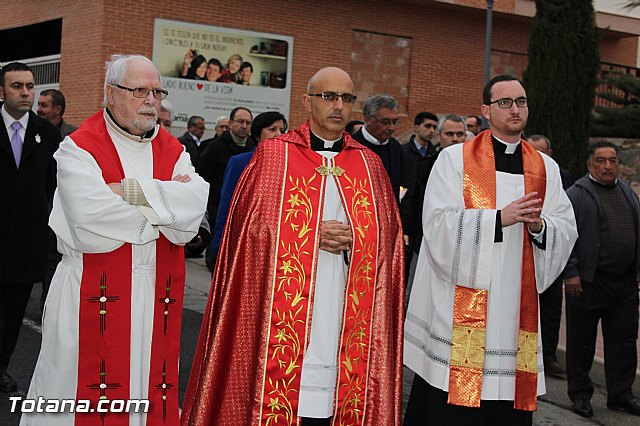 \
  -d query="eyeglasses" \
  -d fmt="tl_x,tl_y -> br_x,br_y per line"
231,119 -> 252,126
489,97 -> 528,109
112,84 -> 168,100
307,91 -> 358,104
373,117 -> 400,126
